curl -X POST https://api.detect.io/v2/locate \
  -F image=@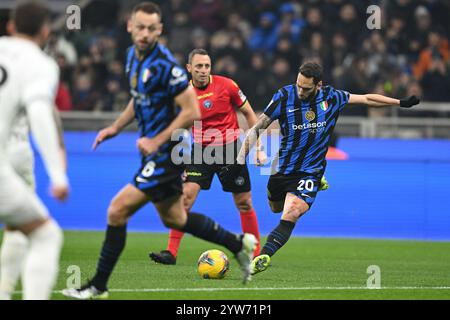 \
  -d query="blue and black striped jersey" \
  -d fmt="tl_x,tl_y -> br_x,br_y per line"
264,85 -> 349,175
125,42 -> 189,150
